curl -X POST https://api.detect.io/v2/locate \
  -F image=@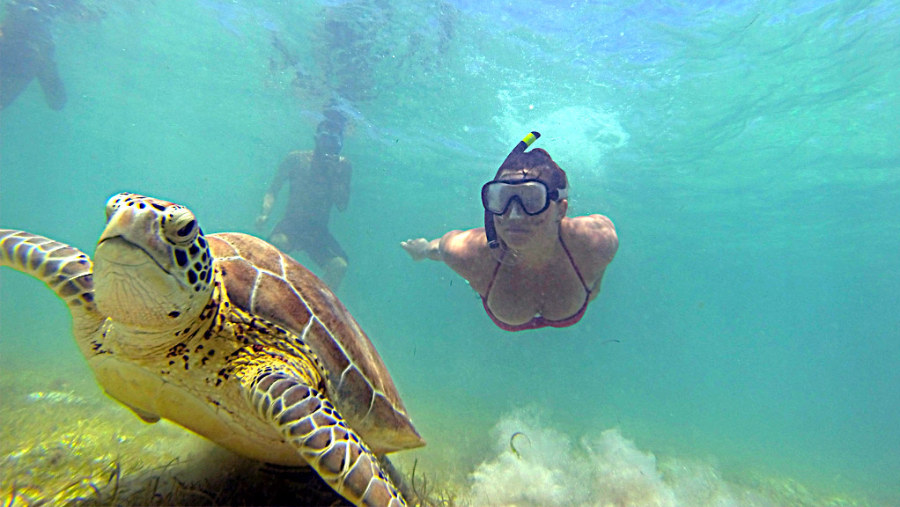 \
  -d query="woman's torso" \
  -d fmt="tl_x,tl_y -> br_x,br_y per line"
481,230 -> 591,328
